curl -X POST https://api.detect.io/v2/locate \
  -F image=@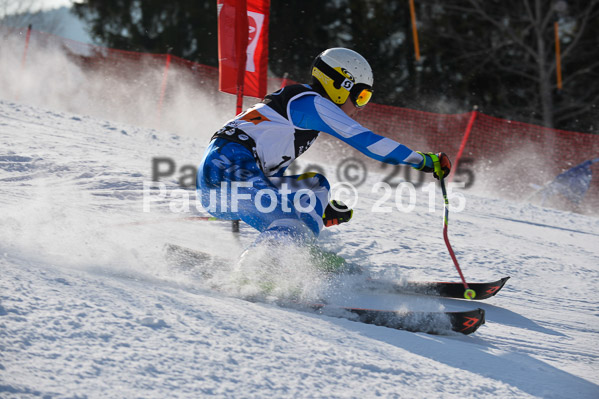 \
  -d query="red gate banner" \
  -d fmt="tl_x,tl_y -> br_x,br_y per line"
218,0 -> 270,99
